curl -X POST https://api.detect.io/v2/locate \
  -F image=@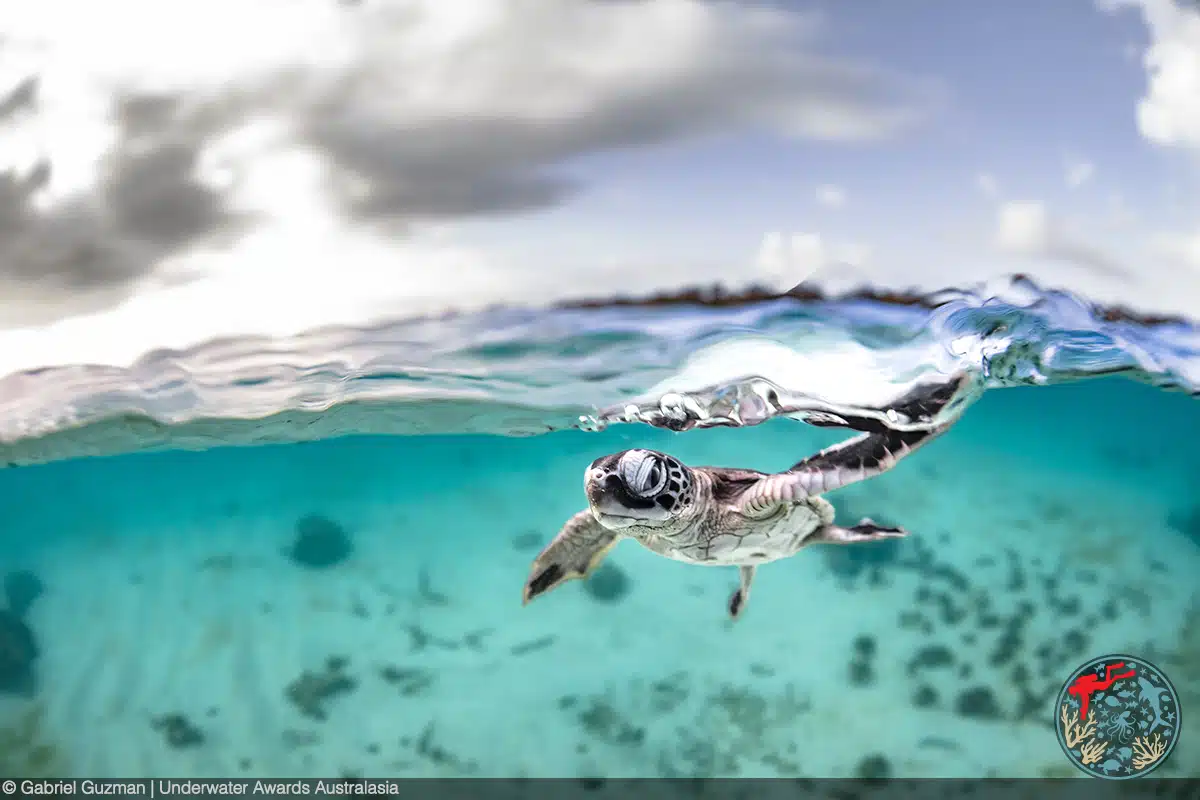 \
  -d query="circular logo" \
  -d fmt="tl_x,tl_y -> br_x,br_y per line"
1055,654 -> 1181,779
